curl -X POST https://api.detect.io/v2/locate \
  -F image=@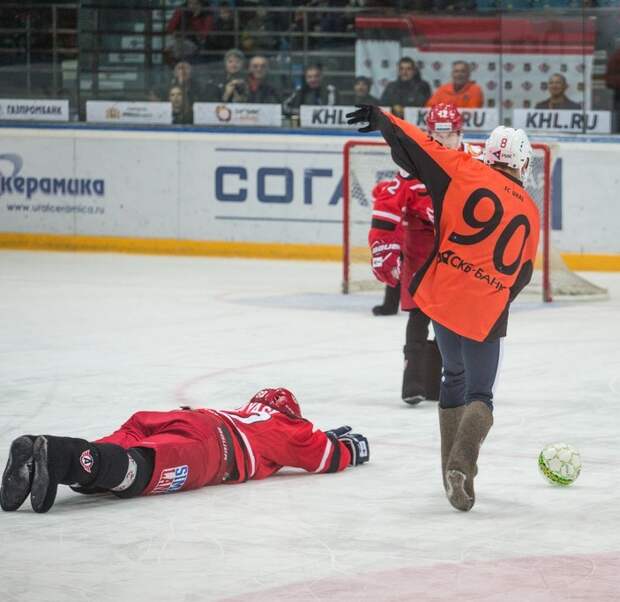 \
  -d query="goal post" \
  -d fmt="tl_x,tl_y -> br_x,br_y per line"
342,139 -> 606,302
